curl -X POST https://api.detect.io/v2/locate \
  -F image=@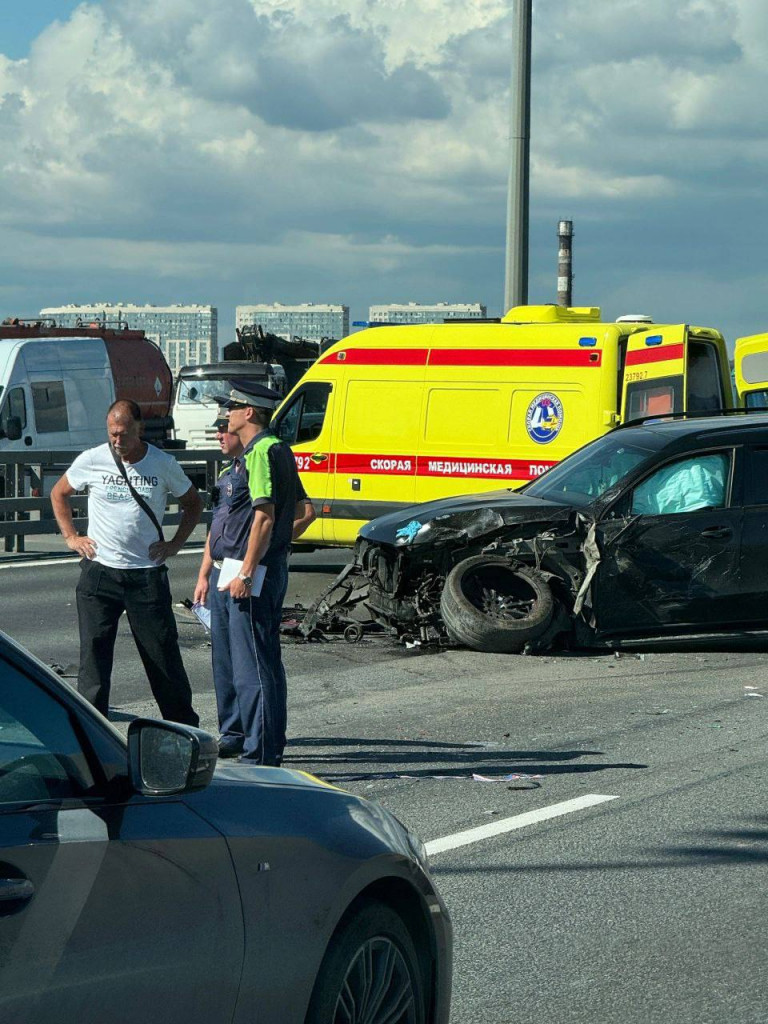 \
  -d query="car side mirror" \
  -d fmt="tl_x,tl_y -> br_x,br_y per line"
3,416 -> 22,441
127,719 -> 218,796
